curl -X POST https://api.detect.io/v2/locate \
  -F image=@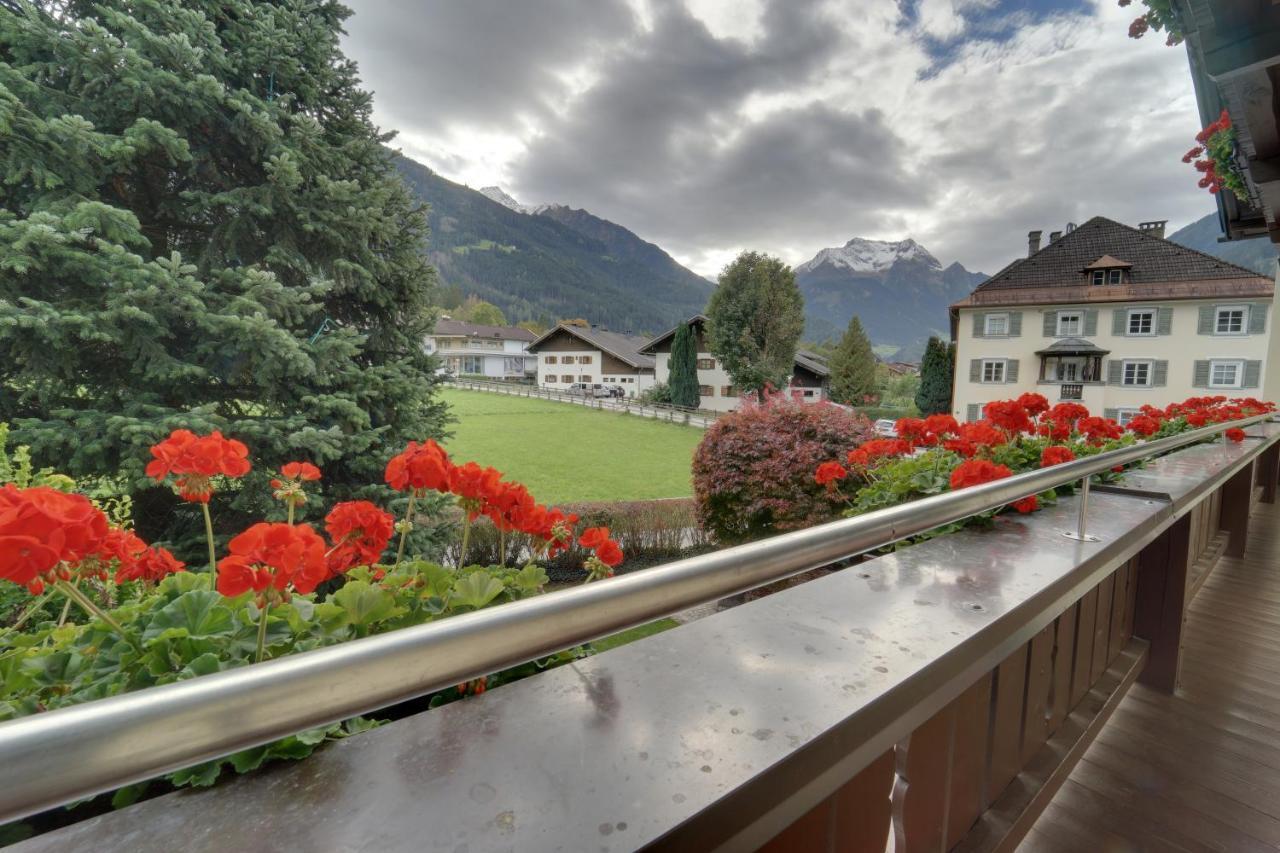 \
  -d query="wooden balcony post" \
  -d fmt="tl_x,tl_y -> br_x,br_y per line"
1220,463 -> 1254,558
1259,442 -> 1279,504
1132,512 -> 1191,693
